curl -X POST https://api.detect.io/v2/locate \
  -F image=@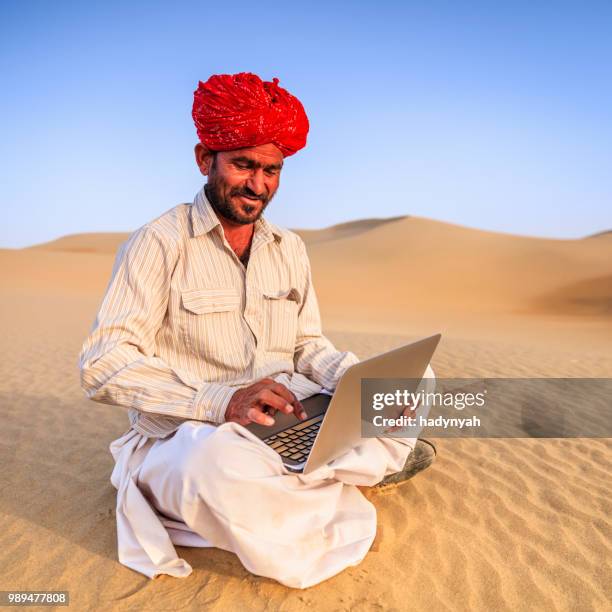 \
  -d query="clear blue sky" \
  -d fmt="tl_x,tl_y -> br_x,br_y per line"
1,0 -> 610,248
